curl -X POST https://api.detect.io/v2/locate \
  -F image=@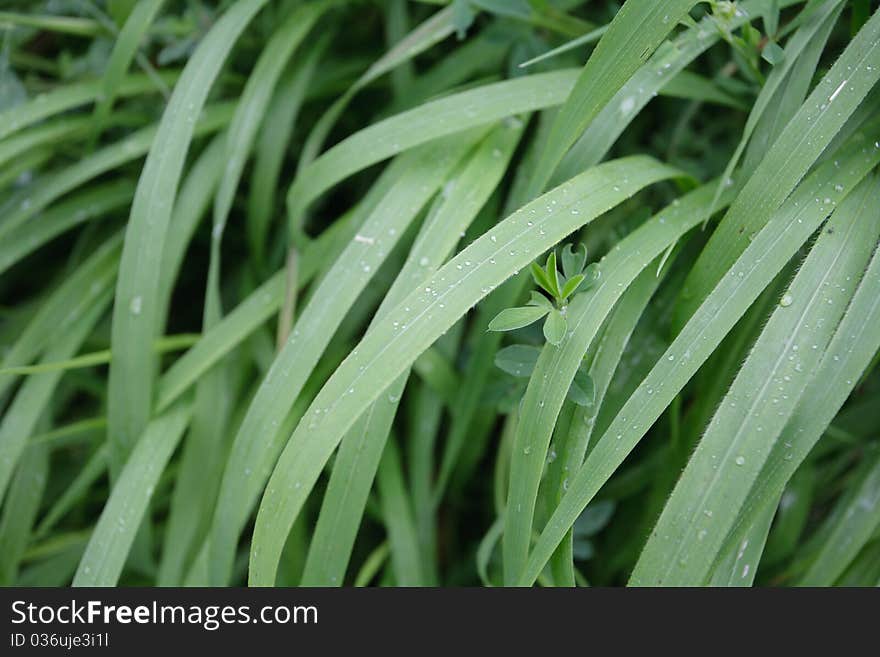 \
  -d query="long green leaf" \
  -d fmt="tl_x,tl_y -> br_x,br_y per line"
210,134 -> 481,584
73,403 -> 191,587
0,235 -> 120,402
677,8 -> 880,324
0,292 -> 111,504
527,0 -> 698,198
214,2 -> 327,245
717,212 -> 880,582
107,0 -> 271,471
296,4 -> 456,173
377,437 -> 423,586
798,448 -> 880,585
247,38 -> 327,264
631,174 -> 880,585
286,69 -> 581,236
0,181 -> 133,278
519,126 -> 880,586
546,255 -> 673,584
249,155 -> 679,585
0,72 -> 177,142
502,182 -> 730,583
301,122 -> 522,585
91,0 -> 167,140
706,0 -> 844,219
0,105 -> 231,242
0,444 -> 48,584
